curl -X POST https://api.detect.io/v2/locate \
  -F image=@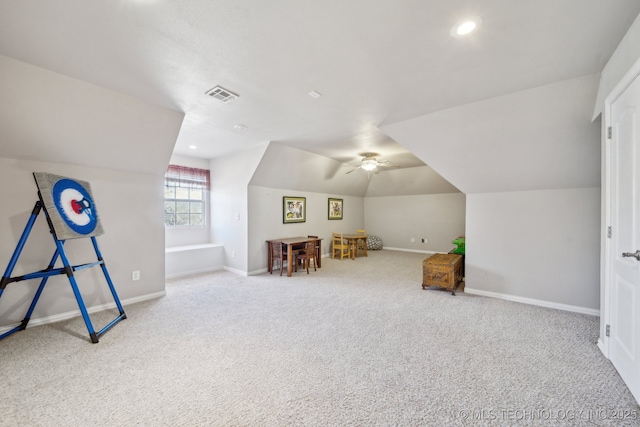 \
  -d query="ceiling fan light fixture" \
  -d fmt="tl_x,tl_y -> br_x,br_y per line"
361,159 -> 377,171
